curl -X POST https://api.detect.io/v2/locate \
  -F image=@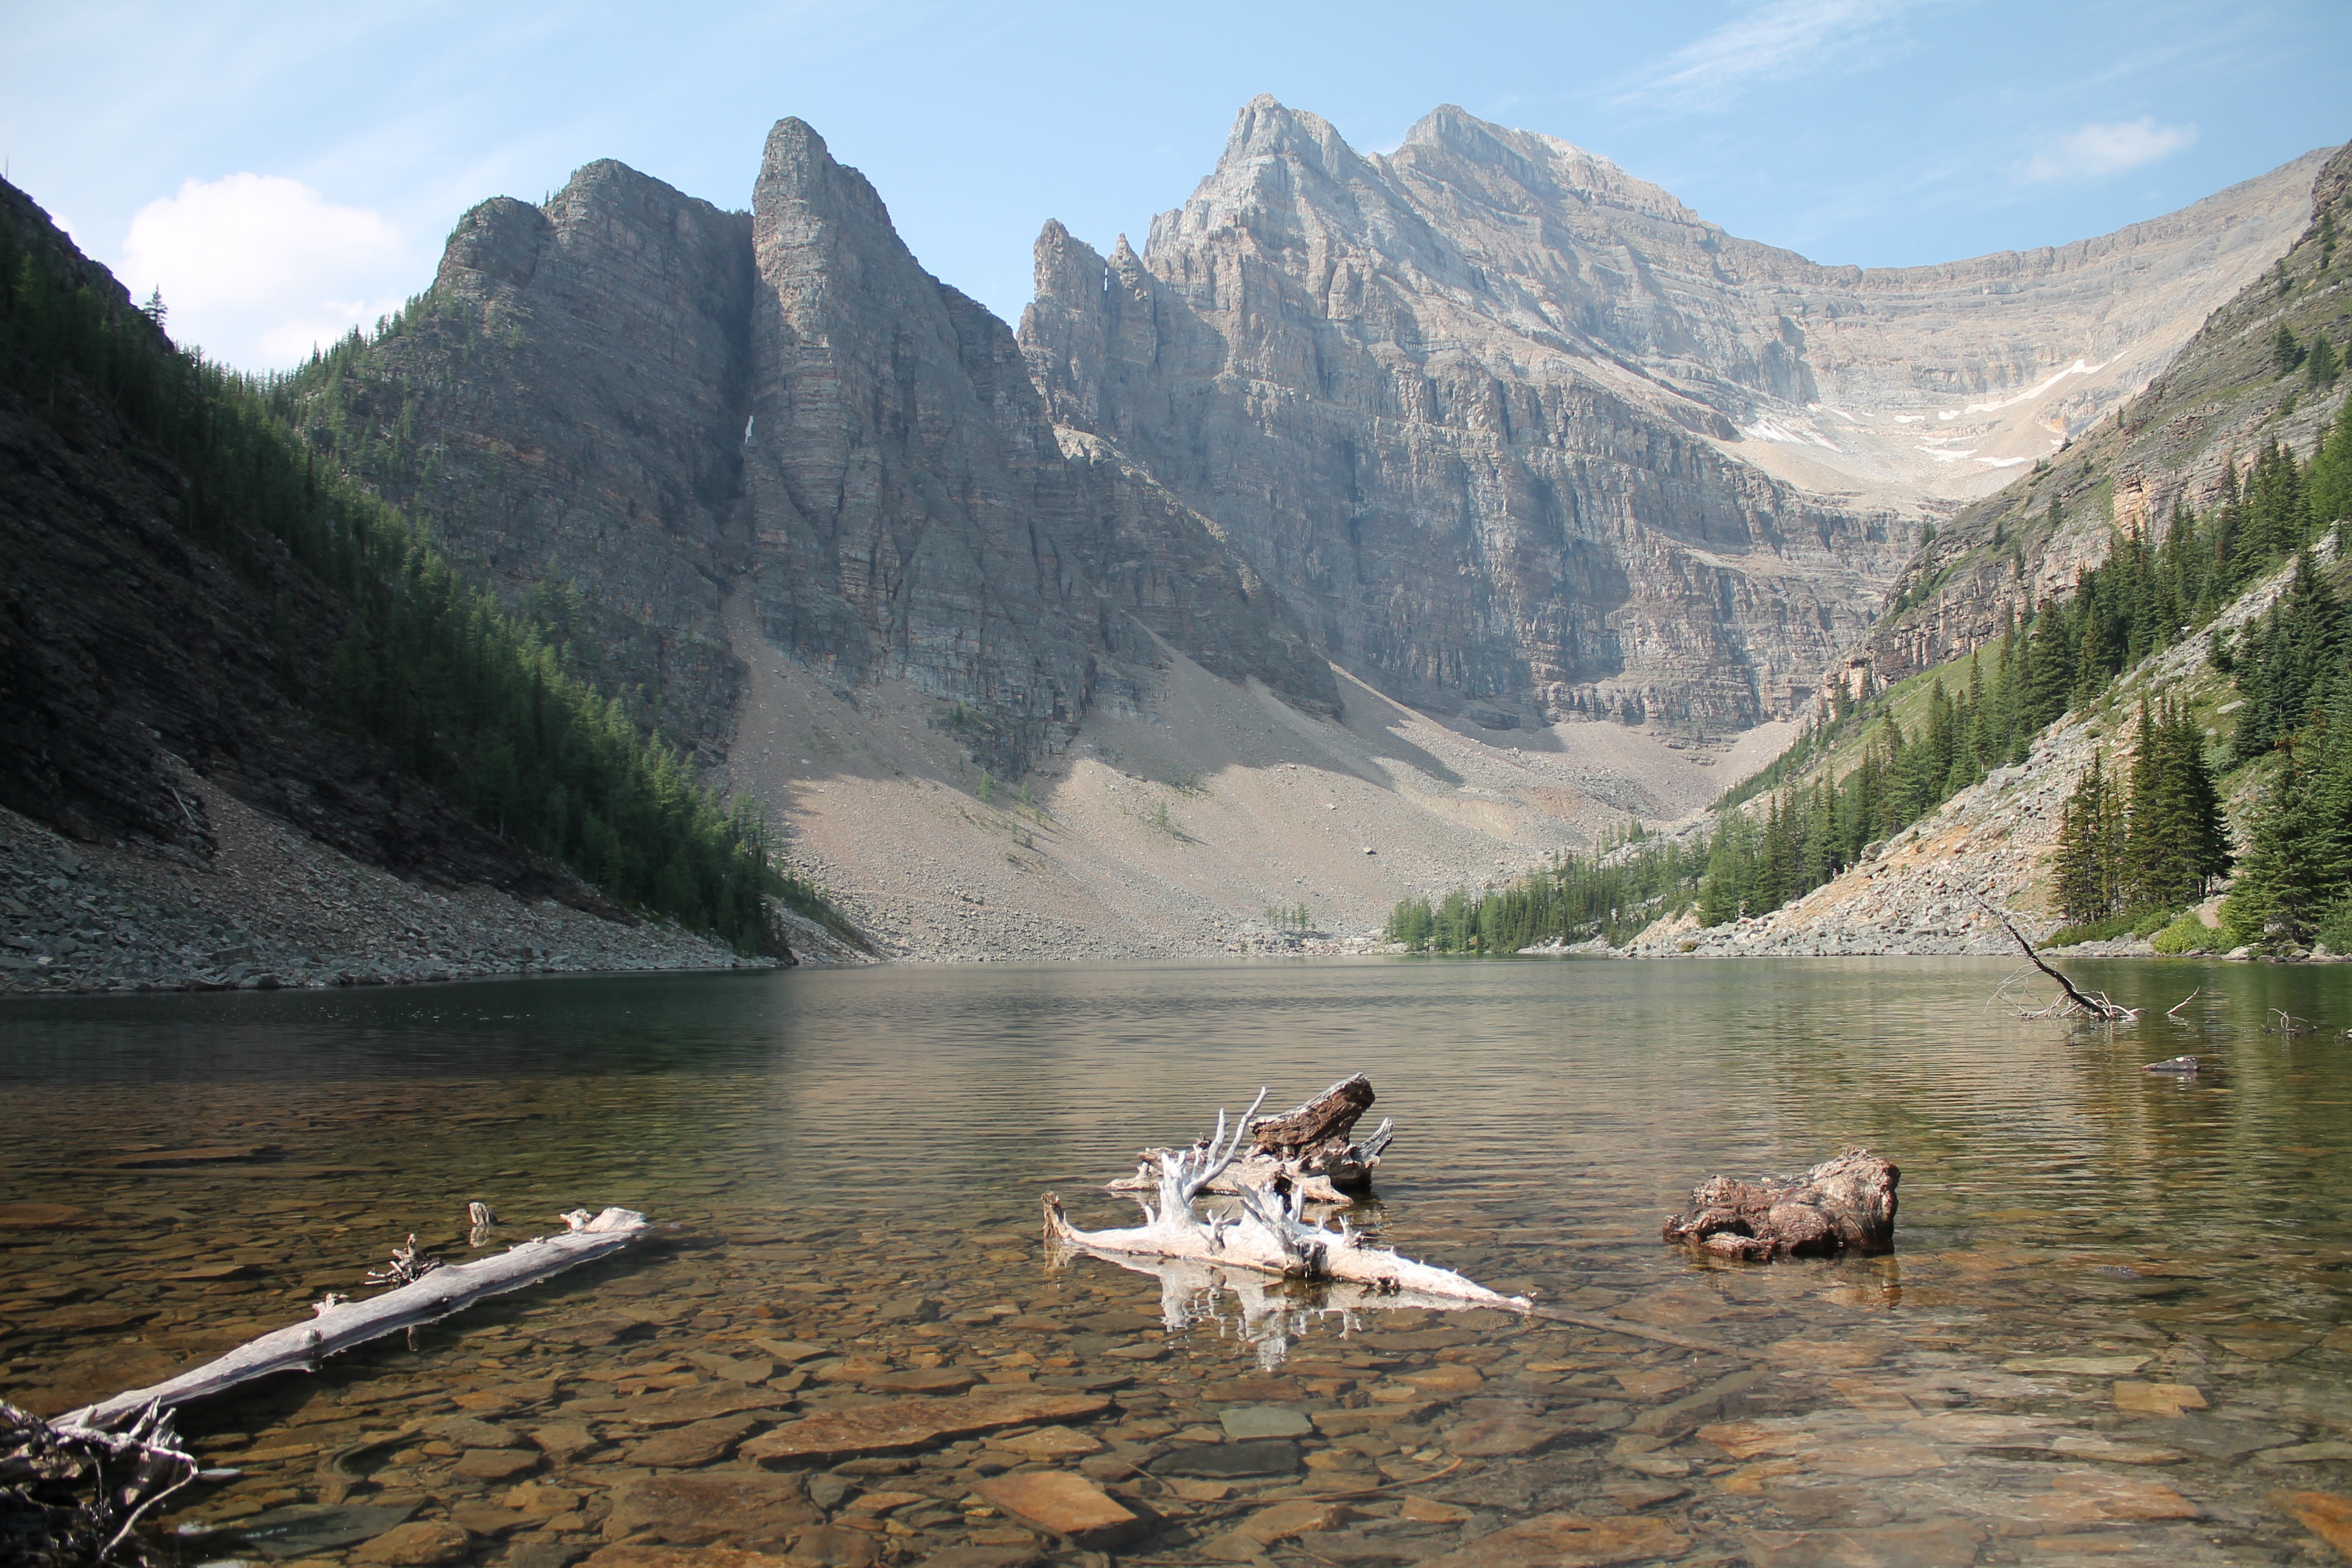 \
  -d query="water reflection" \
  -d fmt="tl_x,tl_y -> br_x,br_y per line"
1,956 -> 2346,1565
